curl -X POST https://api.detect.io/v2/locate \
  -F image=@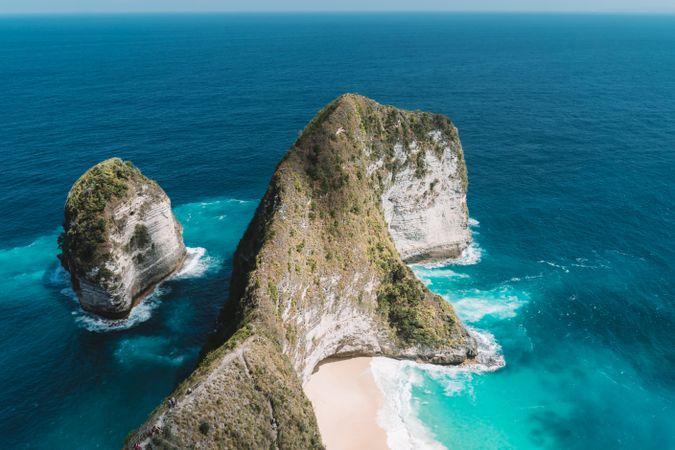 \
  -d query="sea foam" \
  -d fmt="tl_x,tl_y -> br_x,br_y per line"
371,357 -> 447,450
57,247 -> 215,332
450,241 -> 483,266
385,221 -> 512,448
172,247 -> 218,279
73,286 -> 166,332
417,240 -> 483,269
371,328 -> 504,450
449,286 -> 528,324
411,266 -> 469,285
